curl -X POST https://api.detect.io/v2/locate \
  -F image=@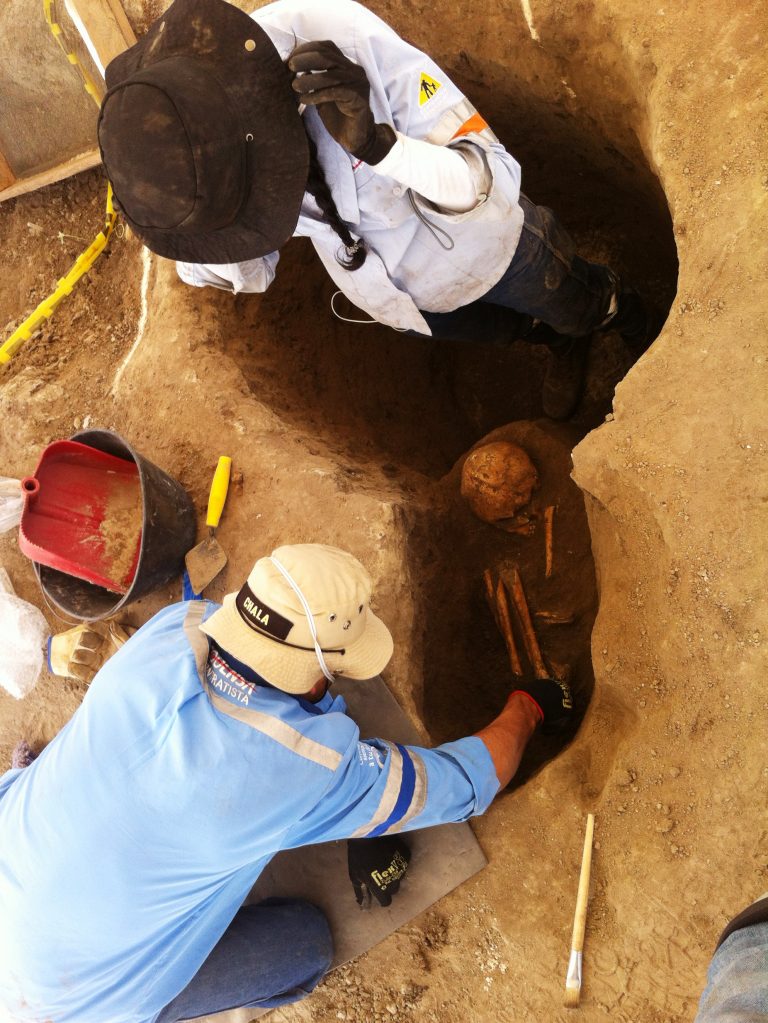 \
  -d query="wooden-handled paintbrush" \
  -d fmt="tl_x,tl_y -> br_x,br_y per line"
564,813 -> 595,1008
